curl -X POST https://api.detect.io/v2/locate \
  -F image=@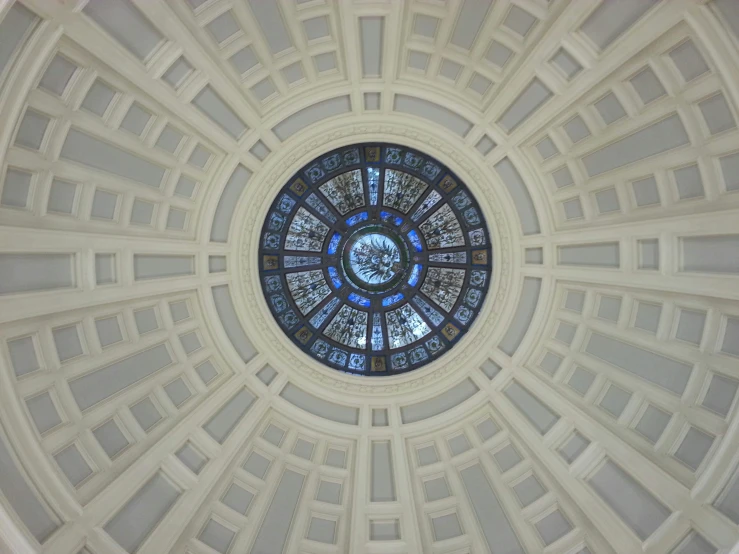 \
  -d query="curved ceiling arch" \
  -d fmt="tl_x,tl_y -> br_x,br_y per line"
1,1 -> 739,554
